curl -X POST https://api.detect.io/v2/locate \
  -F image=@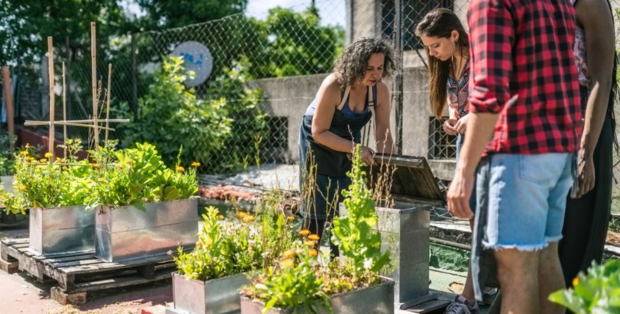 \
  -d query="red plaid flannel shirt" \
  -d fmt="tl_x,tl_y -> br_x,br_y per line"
467,0 -> 582,155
